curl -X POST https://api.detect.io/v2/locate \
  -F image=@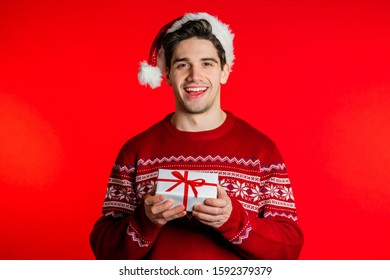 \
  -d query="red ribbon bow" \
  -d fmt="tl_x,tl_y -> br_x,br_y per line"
157,170 -> 217,209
